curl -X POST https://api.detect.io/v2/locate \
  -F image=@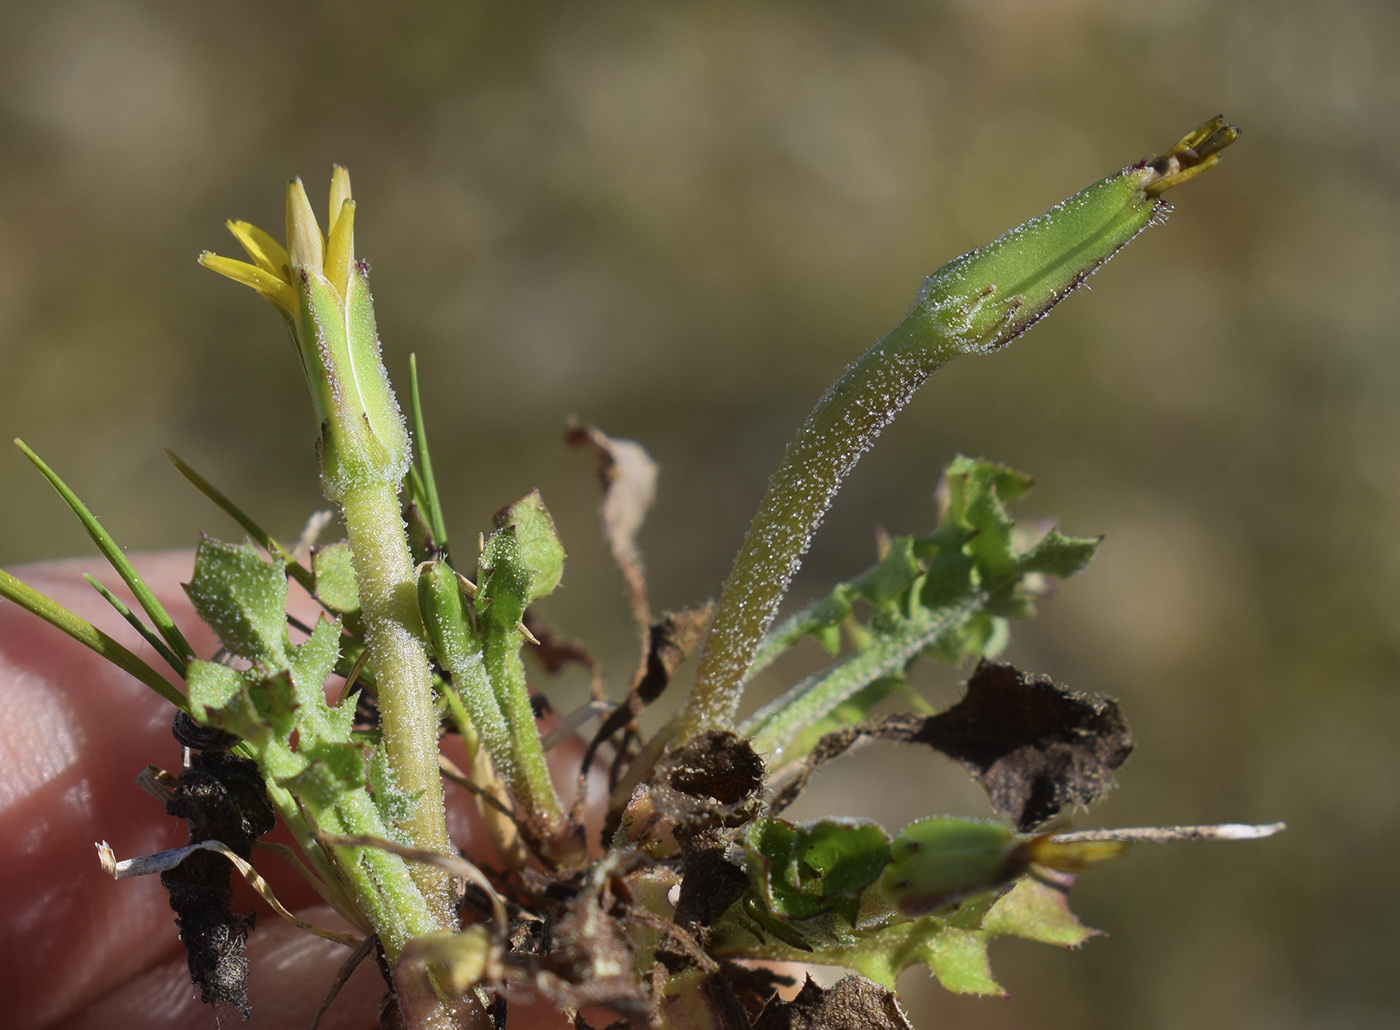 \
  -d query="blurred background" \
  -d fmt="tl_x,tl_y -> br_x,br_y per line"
2,1 -> 1397,1027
